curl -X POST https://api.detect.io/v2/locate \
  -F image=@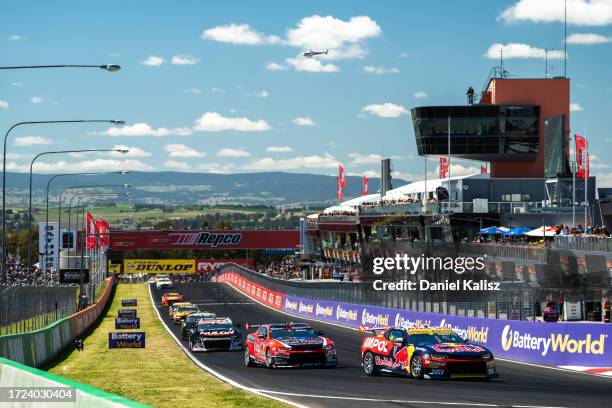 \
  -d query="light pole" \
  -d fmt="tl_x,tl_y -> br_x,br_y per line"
1,119 -> 124,282
28,149 -> 128,273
